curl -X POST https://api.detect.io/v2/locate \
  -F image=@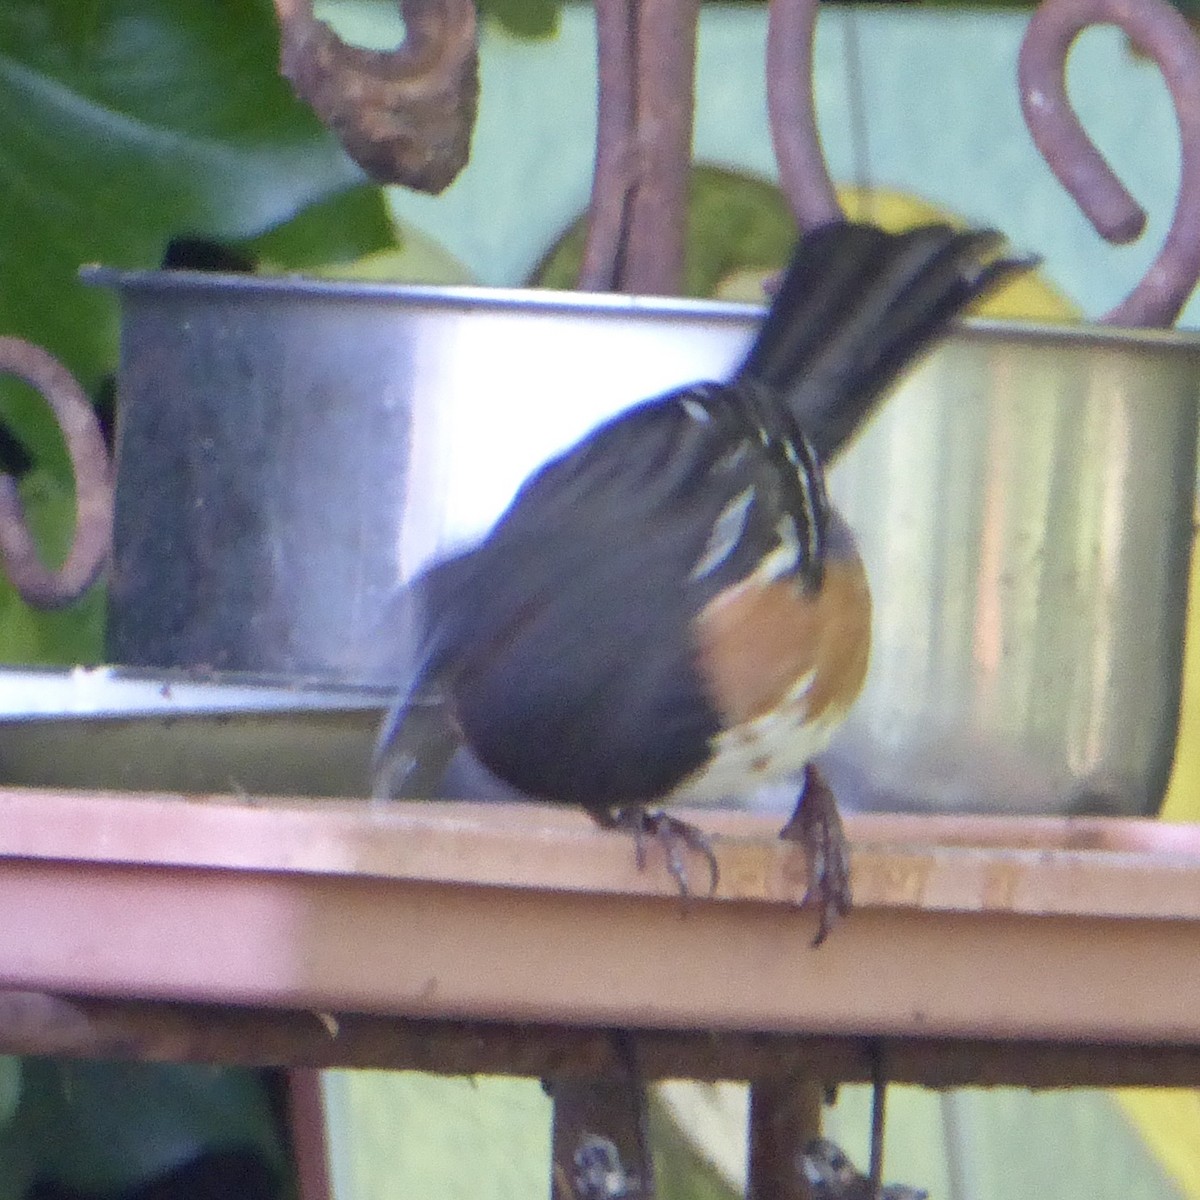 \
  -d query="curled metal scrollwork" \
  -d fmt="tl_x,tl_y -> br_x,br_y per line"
763,0 -> 1200,327
766,0 -> 843,232
274,0 -> 479,193
0,338 -> 112,609
1018,0 -> 1200,326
